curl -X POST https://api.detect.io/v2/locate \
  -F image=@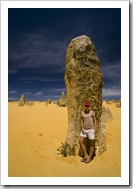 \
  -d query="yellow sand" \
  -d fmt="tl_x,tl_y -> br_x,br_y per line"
8,101 -> 121,177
